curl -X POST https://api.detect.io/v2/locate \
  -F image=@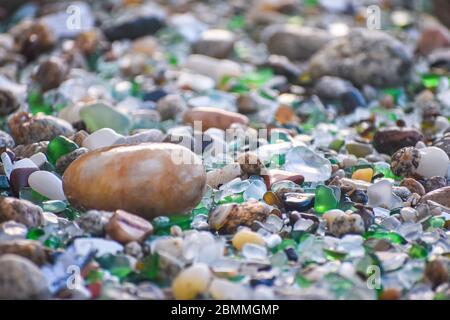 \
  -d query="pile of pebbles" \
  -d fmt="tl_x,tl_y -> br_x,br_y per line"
0,0 -> 448,300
